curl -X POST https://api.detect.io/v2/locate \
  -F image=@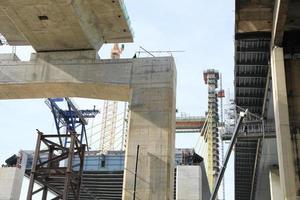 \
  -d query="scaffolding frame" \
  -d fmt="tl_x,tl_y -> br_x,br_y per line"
26,130 -> 85,200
